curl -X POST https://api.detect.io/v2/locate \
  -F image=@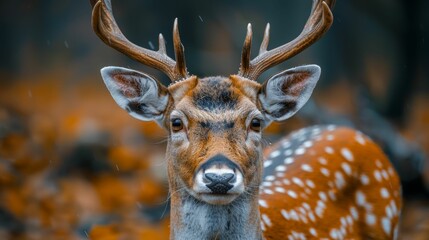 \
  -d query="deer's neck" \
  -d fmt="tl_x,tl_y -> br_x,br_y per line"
170,191 -> 263,240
